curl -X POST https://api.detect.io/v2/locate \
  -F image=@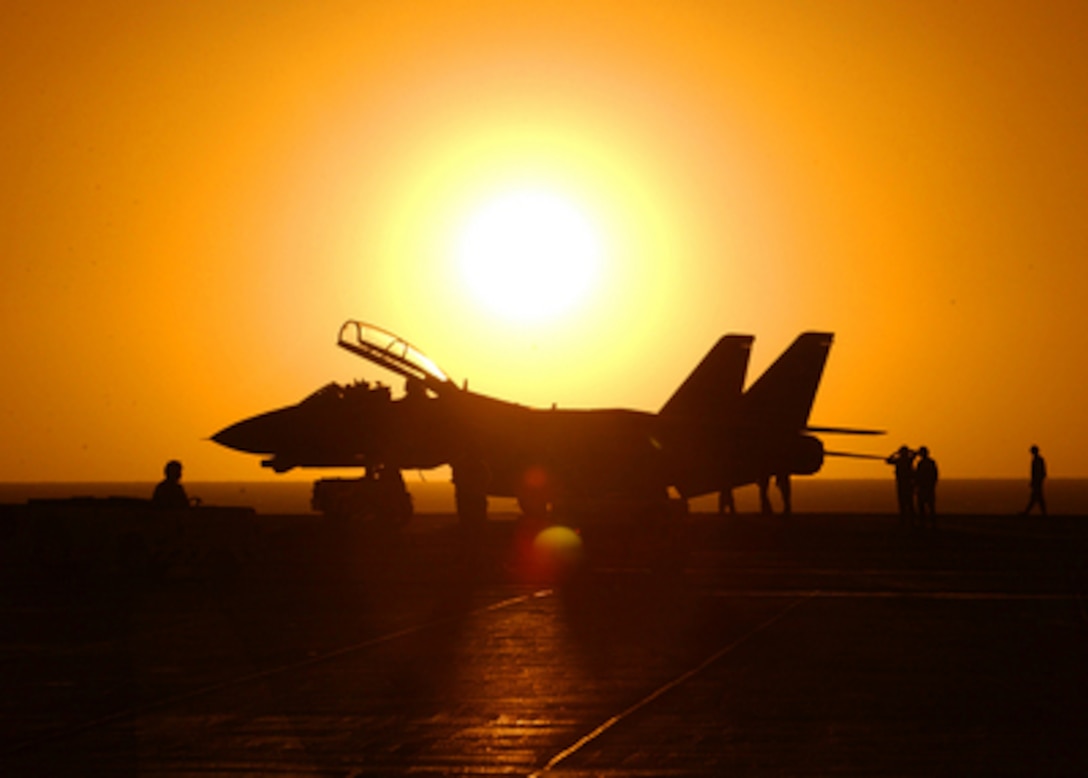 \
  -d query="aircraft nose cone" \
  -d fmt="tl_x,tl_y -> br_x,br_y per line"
211,416 -> 274,454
